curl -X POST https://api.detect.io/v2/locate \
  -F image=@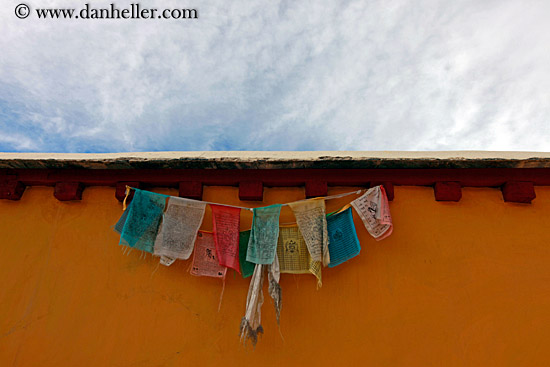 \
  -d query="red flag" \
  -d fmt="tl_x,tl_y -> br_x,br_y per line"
211,204 -> 241,273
